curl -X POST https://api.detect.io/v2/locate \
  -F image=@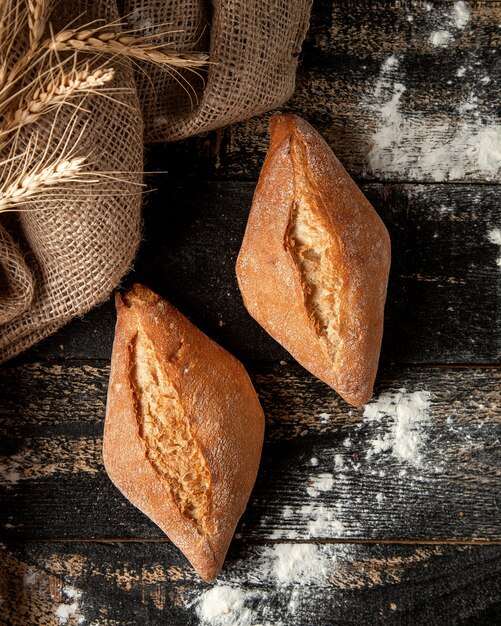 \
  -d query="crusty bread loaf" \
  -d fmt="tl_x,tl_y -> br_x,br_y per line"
103,284 -> 265,582
236,114 -> 391,407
